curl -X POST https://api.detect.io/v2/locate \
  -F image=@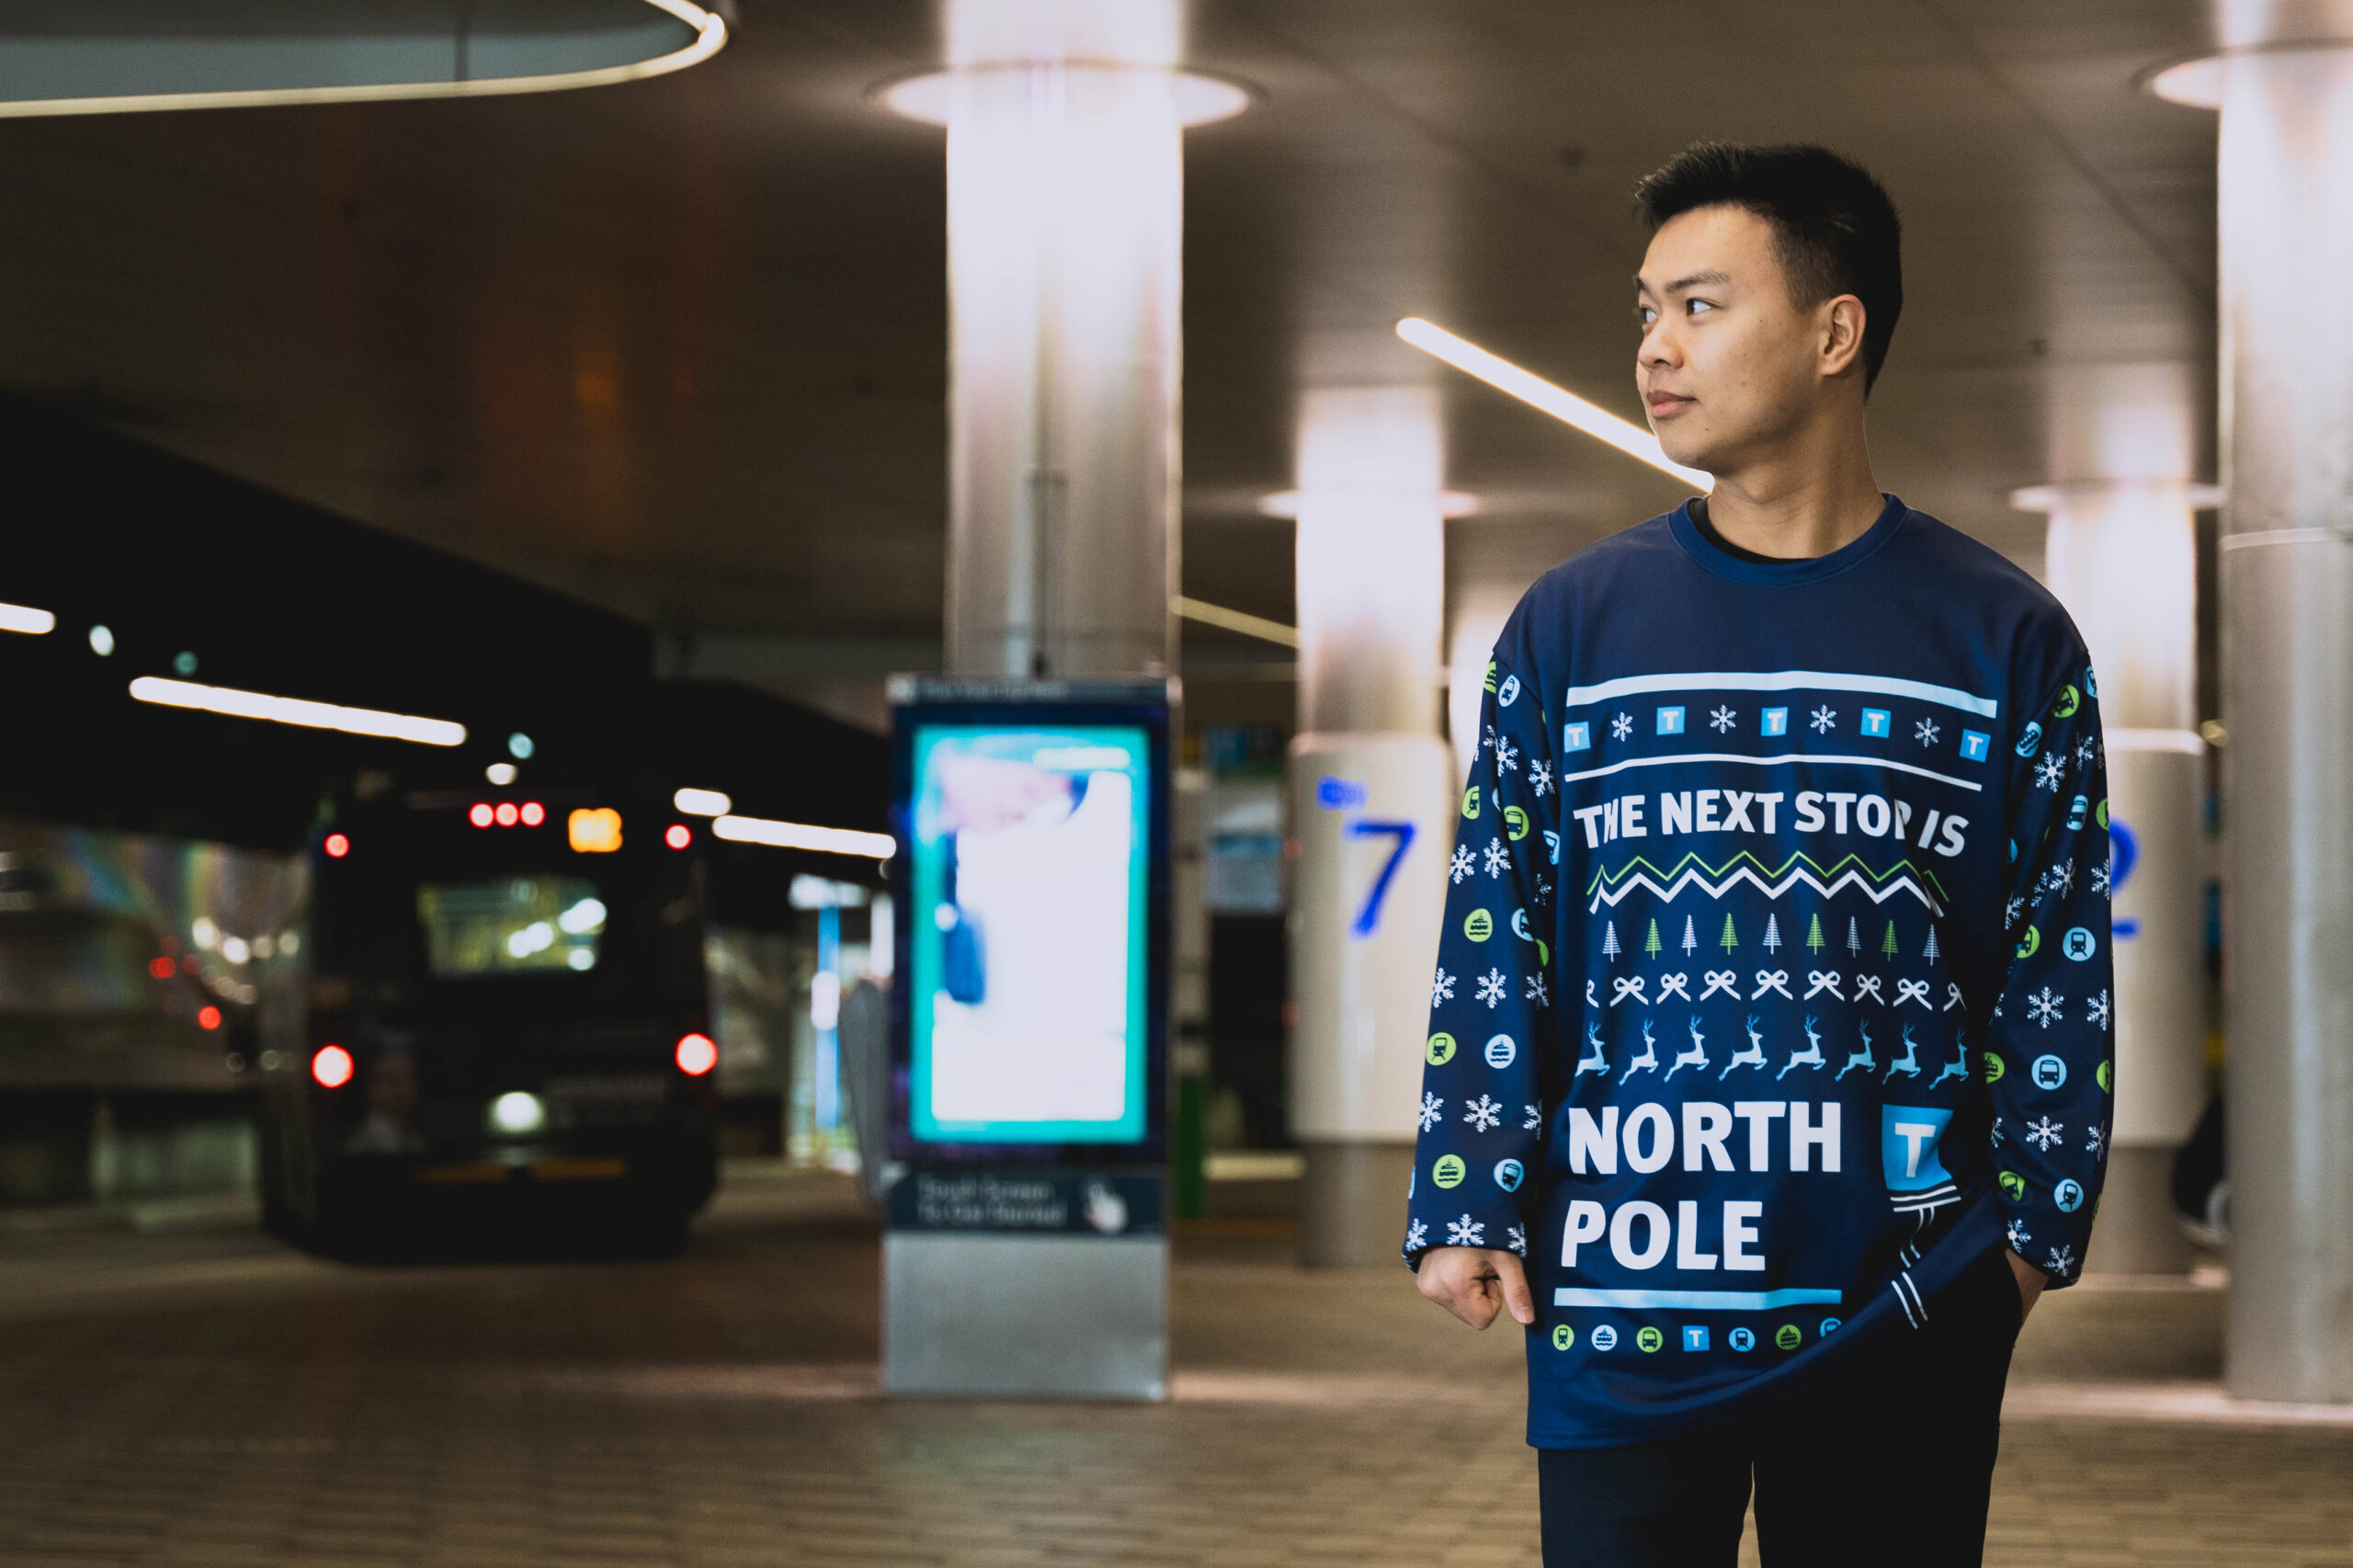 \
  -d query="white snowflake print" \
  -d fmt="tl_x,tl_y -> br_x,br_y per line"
1506,1223 -> 1529,1257
1464,1094 -> 1503,1132
2086,989 -> 2111,1030
1529,760 -> 1554,798
1482,723 -> 1498,758
2035,752 -> 2065,791
1810,705 -> 1837,733
2086,1124 -> 2106,1159
1710,705 -> 1737,733
2025,1116 -> 2064,1152
1523,1103 -> 1543,1131
1432,968 -> 1456,1007
1534,875 -> 1552,906
2006,1219 -> 2031,1253
1476,968 -> 1508,1007
1405,1218 -> 1428,1252
1416,1092 -> 1444,1132
2027,986 -> 2064,1028
2090,861 -> 2111,897
1494,735 -> 1520,773
1915,716 -> 1941,746
1446,1214 -> 1486,1247
1990,1116 -> 2006,1147
1610,711 -> 1633,741
1526,972 -> 1551,1007
1449,846 -> 1473,884
2005,895 -> 2024,930
2044,1244 -> 2076,1278
2076,733 -> 2097,767
2048,860 -> 2075,897
1483,838 -> 1511,878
